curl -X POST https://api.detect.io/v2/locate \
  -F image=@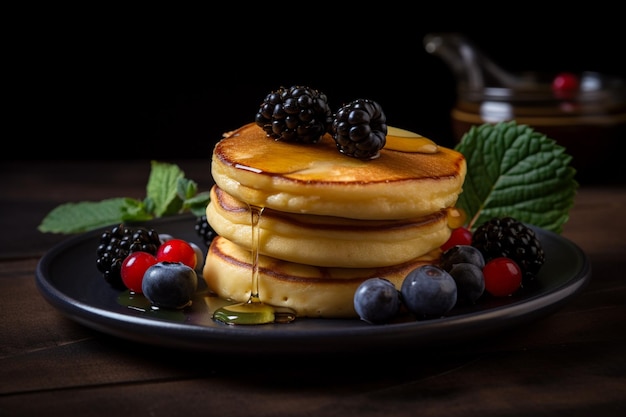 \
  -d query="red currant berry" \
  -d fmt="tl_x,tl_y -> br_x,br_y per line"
121,251 -> 158,293
441,227 -> 473,252
156,238 -> 197,269
483,257 -> 522,297
552,72 -> 579,92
